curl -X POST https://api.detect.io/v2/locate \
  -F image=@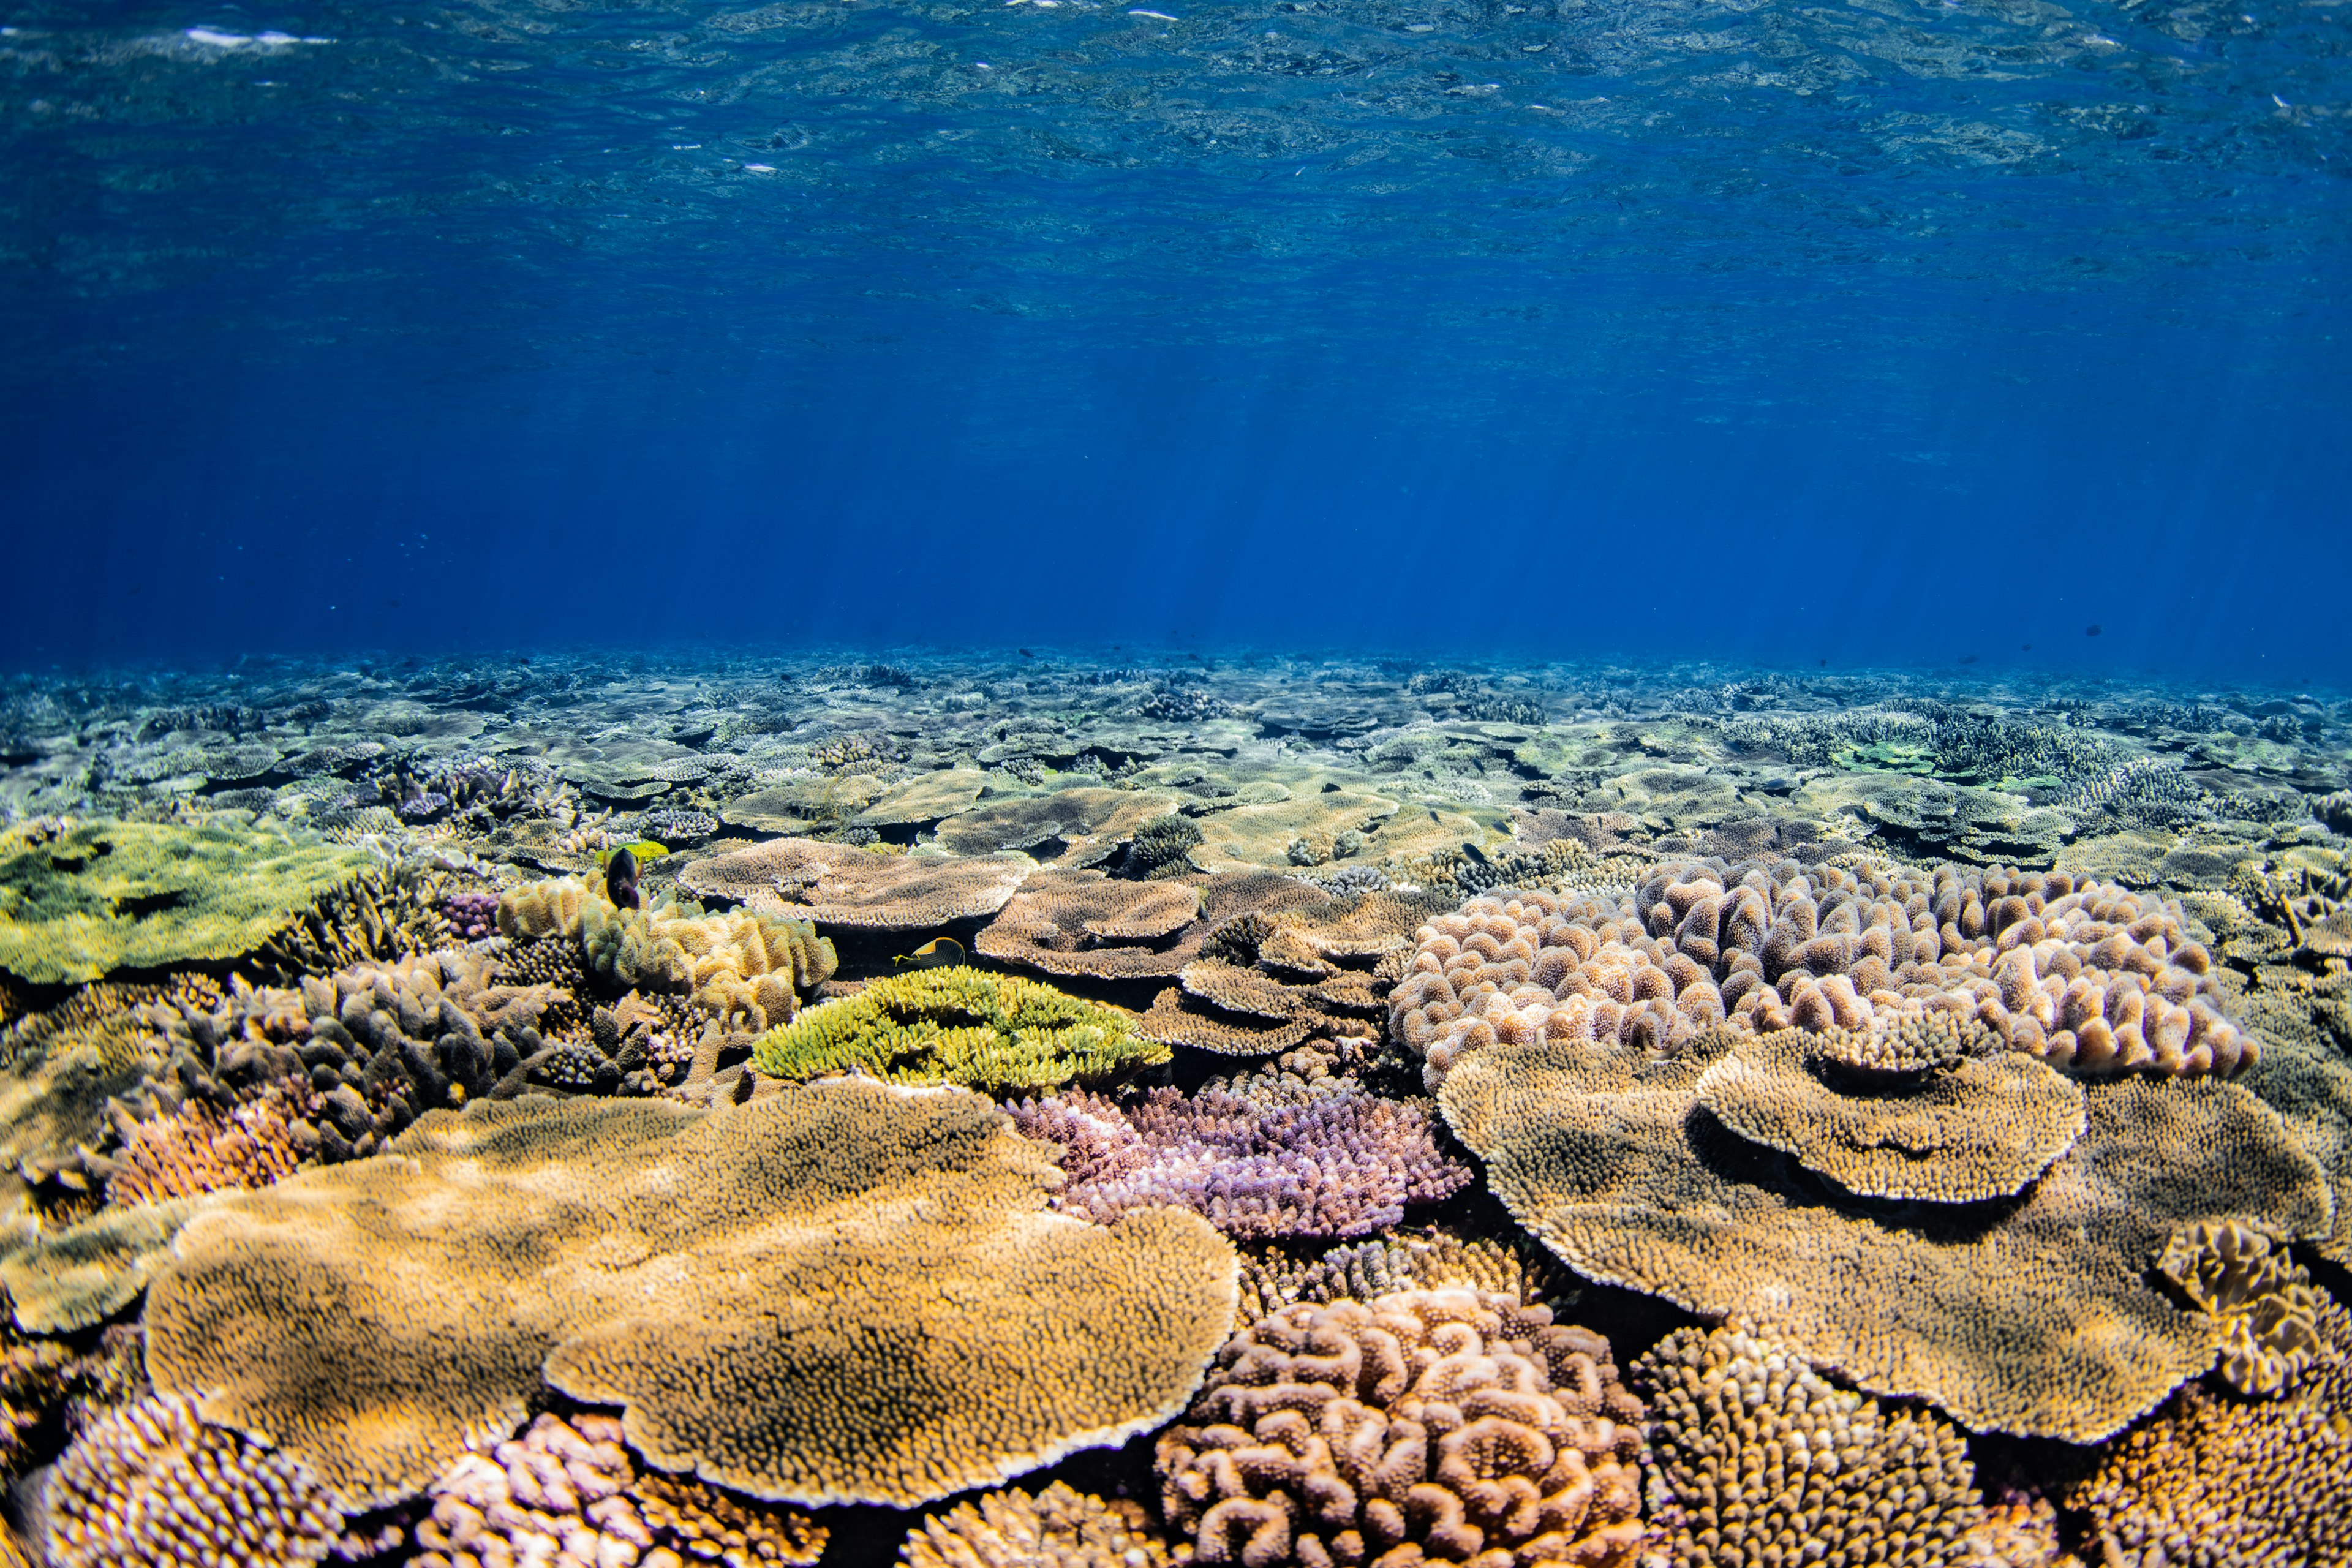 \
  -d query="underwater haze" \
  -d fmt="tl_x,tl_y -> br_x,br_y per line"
1,0 -> 2348,677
